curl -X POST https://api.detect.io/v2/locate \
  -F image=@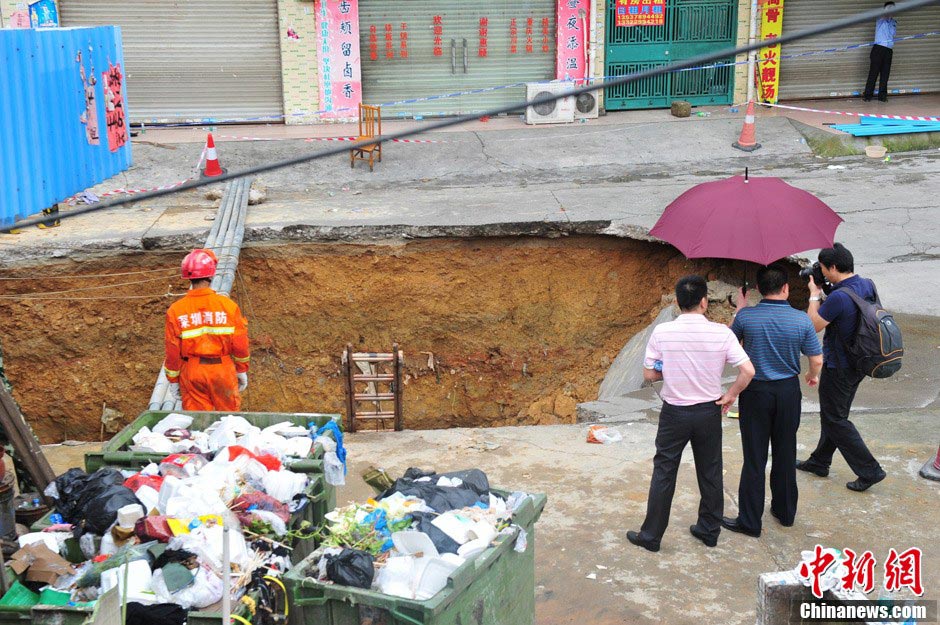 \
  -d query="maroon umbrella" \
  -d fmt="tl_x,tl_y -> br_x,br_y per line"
650,173 -> 843,267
